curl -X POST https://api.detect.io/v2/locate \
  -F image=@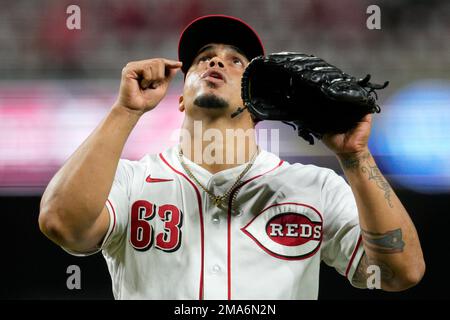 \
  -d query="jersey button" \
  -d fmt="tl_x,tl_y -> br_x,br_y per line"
212,216 -> 220,224
212,264 -> 221,274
